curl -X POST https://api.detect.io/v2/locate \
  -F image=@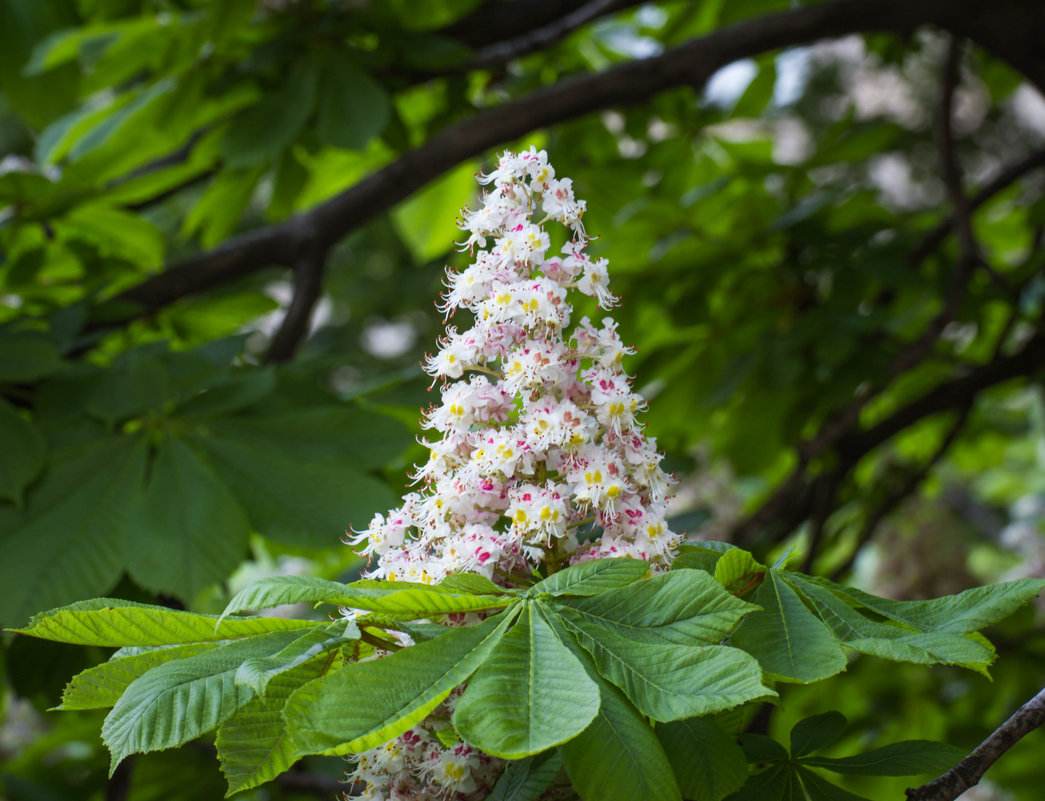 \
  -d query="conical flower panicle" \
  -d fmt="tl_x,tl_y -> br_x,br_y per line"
353,148 -> 679,588
345,149 -> 679,800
